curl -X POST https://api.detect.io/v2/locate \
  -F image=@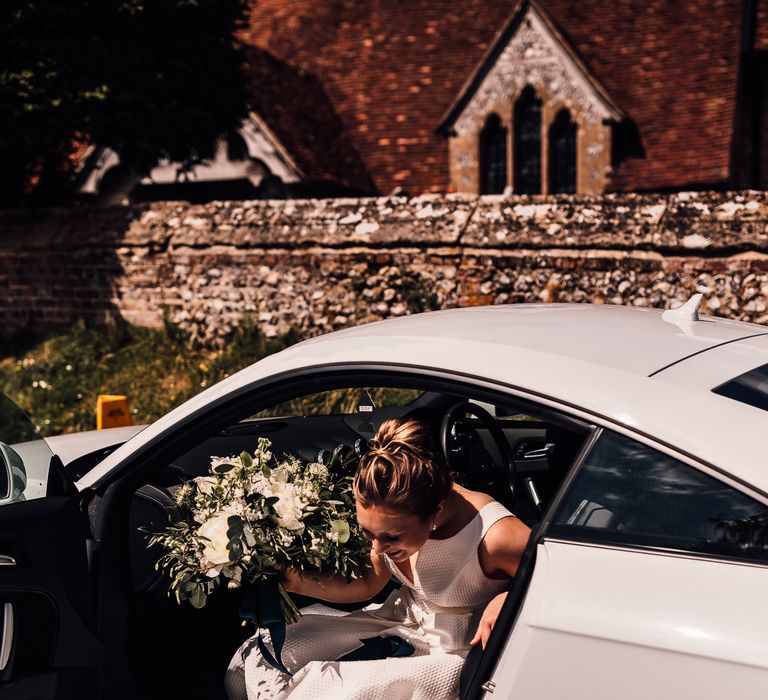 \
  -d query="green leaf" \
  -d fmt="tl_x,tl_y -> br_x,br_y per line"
262,464 -> 271,478
240,451 -> 253,468
213,462 -> 236,475
190,587 -> 207,609
227,516 -> 244,538
228,537 -> 243,558
180,579 -> 198,593
328,445 -> 343,468
330,519 -> 350,544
